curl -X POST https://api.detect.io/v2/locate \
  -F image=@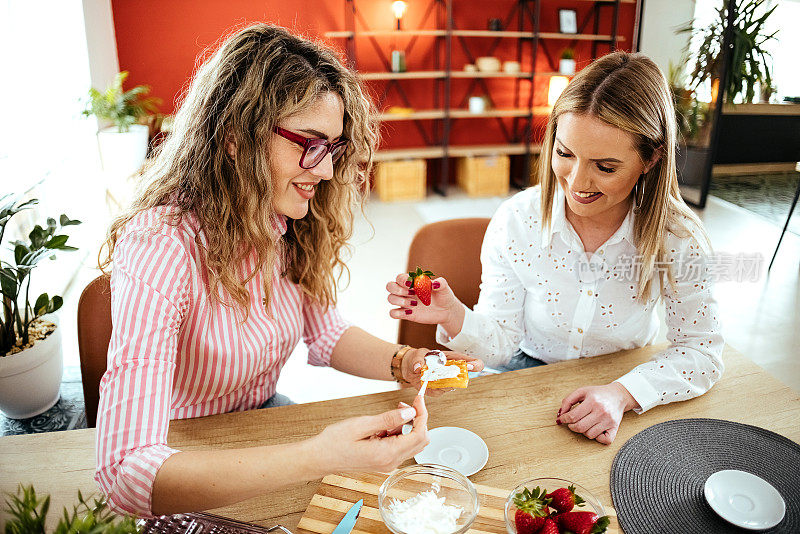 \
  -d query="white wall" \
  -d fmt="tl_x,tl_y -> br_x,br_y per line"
638,0 -> 696,78
82,0 -> 121,127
